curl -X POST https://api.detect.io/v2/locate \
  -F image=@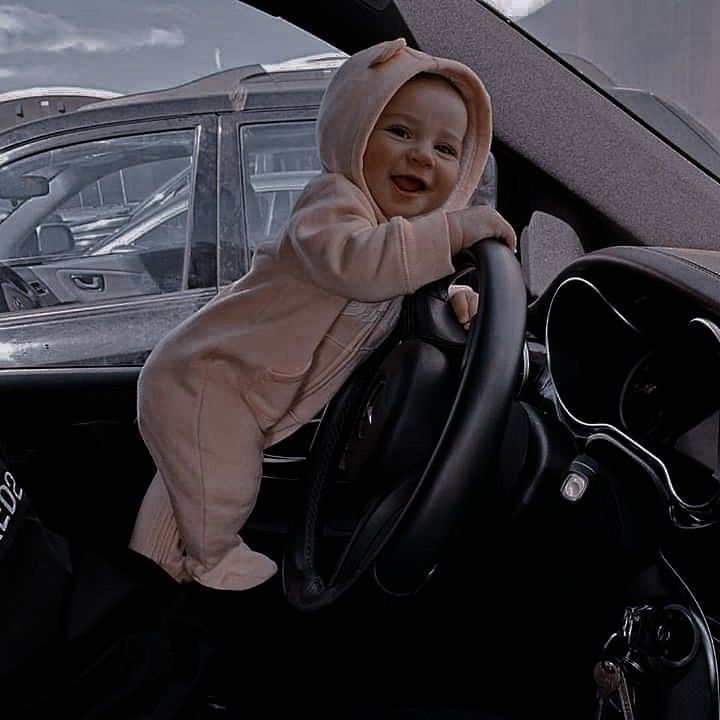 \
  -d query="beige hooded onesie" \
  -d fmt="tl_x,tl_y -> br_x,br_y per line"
129,37 -> 496,590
